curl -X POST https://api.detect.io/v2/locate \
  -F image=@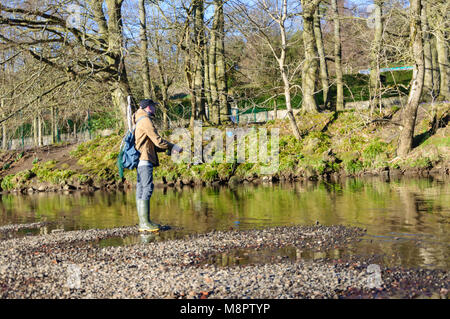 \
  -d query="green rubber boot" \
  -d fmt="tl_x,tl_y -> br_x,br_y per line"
136,199 -> 160,232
